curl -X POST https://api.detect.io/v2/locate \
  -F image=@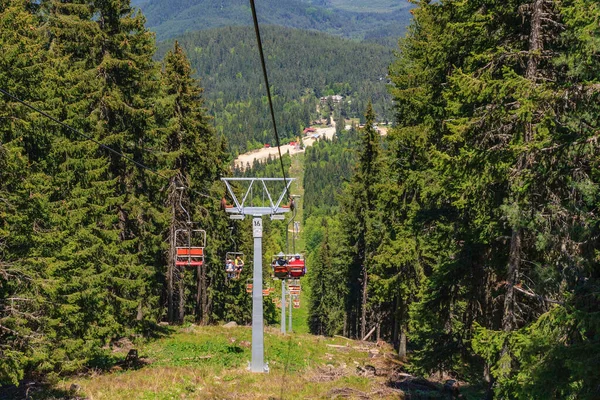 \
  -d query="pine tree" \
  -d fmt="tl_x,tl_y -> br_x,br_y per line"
0,0 -> 60,383
385,0 -> 600,395
339,102 -> 381,339
14,0 -> 164,375
156,41 -> 232,324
